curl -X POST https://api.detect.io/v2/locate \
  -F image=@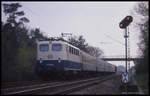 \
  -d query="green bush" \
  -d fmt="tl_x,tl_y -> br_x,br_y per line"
16,41 -> 38,81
